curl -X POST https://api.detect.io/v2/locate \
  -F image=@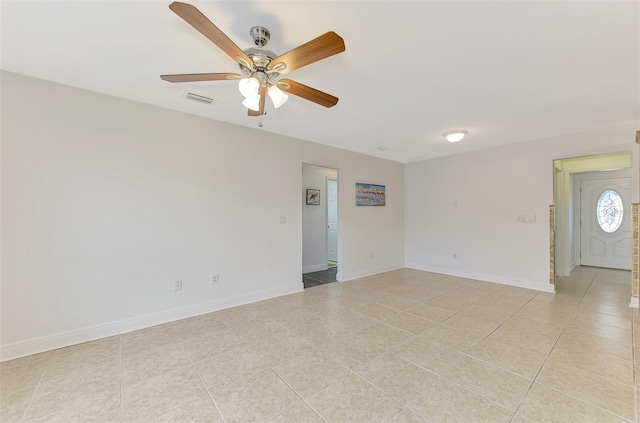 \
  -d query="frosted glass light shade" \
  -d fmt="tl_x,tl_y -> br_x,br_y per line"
443,130 -> 467,143
268,86 -> 289,108
238,77 -> 259,98
242,94 -> 260,111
